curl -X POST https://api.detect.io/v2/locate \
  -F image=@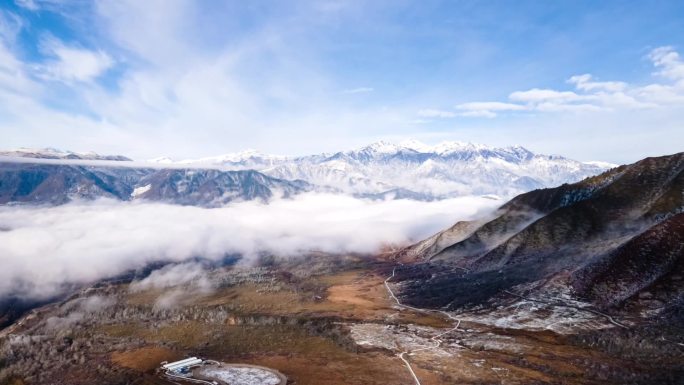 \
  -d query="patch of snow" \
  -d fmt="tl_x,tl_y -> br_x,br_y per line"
131,184 -> 151,197
584,160 -> 619,169
197,366 -> 281,385
458,293 -> 615,335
